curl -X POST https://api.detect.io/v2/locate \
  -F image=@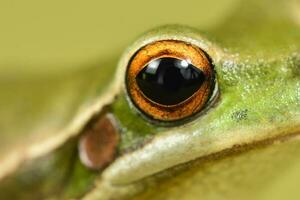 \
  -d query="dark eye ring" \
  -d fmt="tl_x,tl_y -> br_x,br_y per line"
126,40 -> 215,122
